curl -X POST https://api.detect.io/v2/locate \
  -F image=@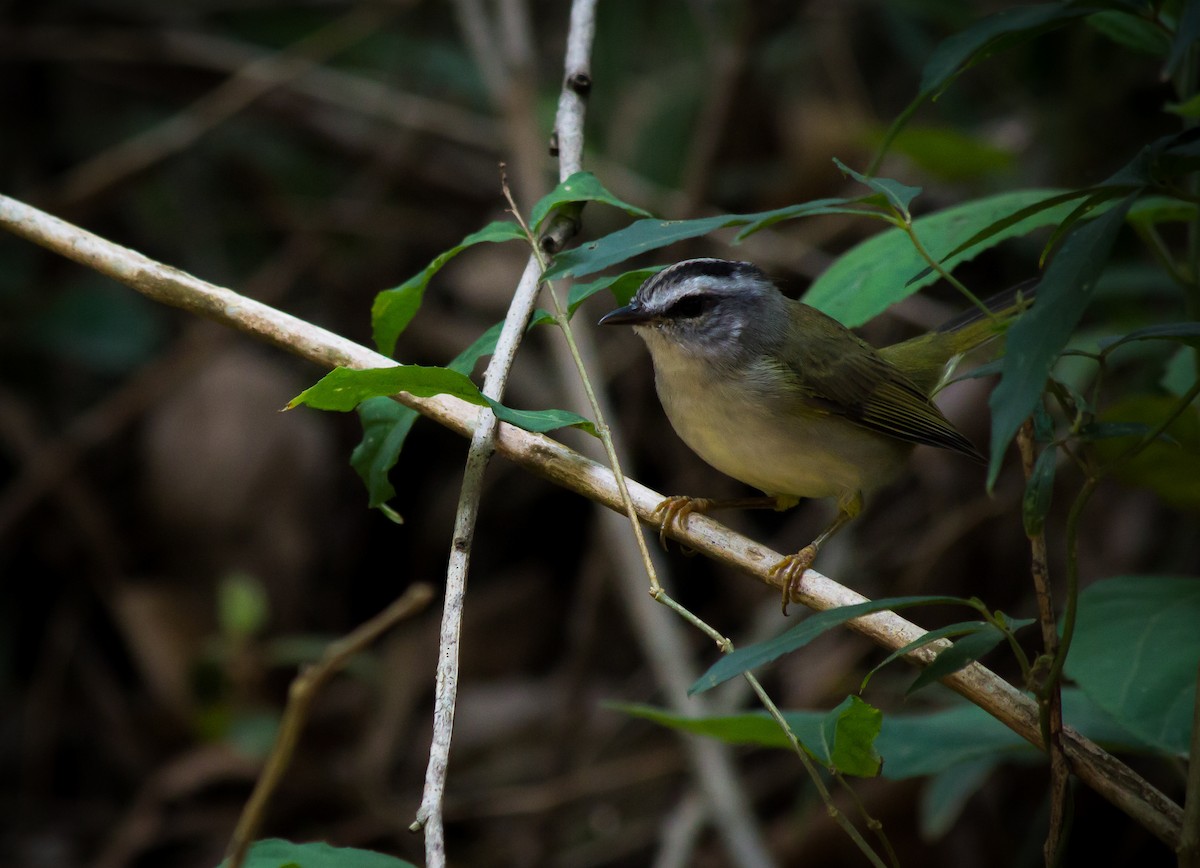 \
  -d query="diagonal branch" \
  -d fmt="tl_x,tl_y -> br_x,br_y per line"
0,192 -> 1184,851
